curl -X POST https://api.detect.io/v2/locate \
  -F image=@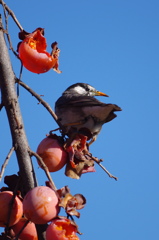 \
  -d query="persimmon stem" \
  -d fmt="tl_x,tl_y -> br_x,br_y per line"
29,150 -> 57,191
0,146 -> 15,181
